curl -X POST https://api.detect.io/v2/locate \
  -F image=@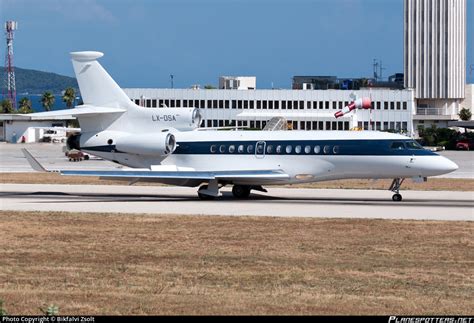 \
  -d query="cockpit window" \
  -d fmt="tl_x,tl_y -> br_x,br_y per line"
390,141 -> 405,150
405,140 -> 423,149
